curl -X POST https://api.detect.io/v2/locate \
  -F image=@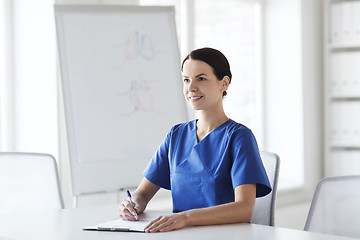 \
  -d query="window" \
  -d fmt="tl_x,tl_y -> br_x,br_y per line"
0,0 -> 58,157
0,0 -> 4,150
0,0 -> 13,151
